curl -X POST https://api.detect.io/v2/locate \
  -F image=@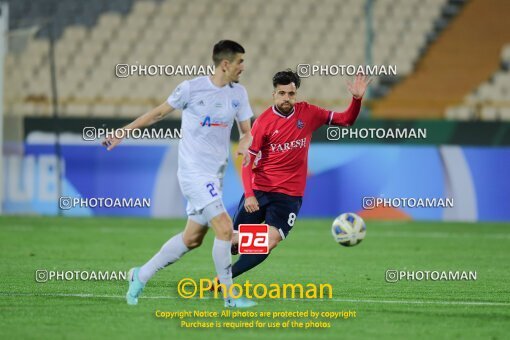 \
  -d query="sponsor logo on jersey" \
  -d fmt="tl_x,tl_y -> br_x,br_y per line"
200,116 -> 229,128
269,137 -> 307,153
